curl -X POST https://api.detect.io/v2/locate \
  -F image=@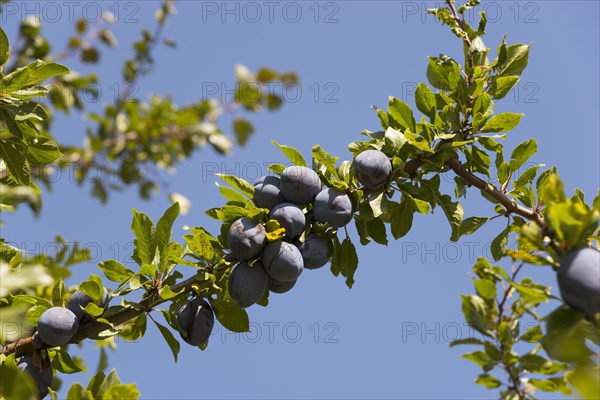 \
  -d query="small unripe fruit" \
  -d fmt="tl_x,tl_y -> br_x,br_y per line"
253,176 -> 285,209
177,298 -> 215,346
557,247 -> 600,314
18,356 -> 53,400
261,241 -> 303,282
270,202 -> 306,239
229,261 -> 269,308
227,218 -> 266,261
280,166 -> 322,204
37,307 -> 79,346
294,234 -> 331,270
268,276 -> 297,294
313,188 -> 353,228
353,150 -> 392,189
